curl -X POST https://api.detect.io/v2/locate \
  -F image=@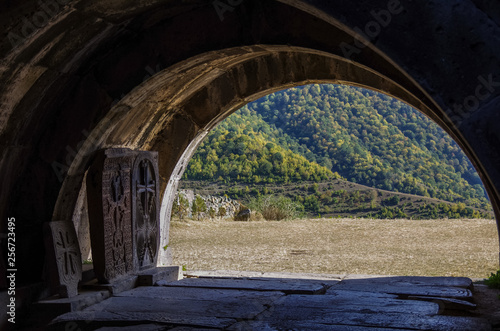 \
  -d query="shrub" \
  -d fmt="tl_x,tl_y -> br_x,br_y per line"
249,195 -> 302,221
383,195 -> 400,206
234,204 -> 251,222
304,195 -> 320,213
208,207 -> 217,220
218,206 -> 227,218
250,211 -> 265,222
192,195 -> 207,220
485,270 -> 500,289
172,193 -> 190,220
